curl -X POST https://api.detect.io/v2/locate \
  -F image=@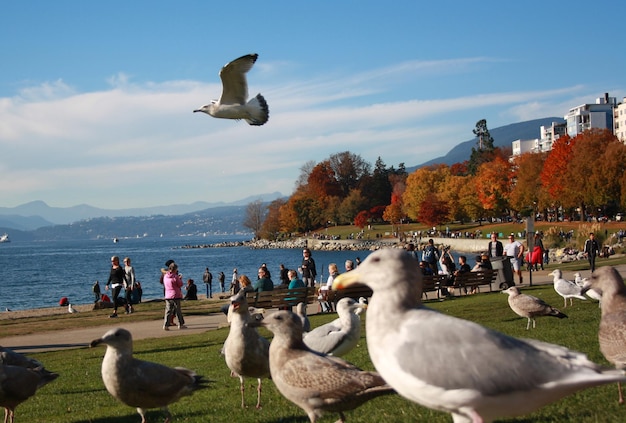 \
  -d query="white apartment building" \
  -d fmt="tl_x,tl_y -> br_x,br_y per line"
614,97 -> 626,142
564,93 -> 616,137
